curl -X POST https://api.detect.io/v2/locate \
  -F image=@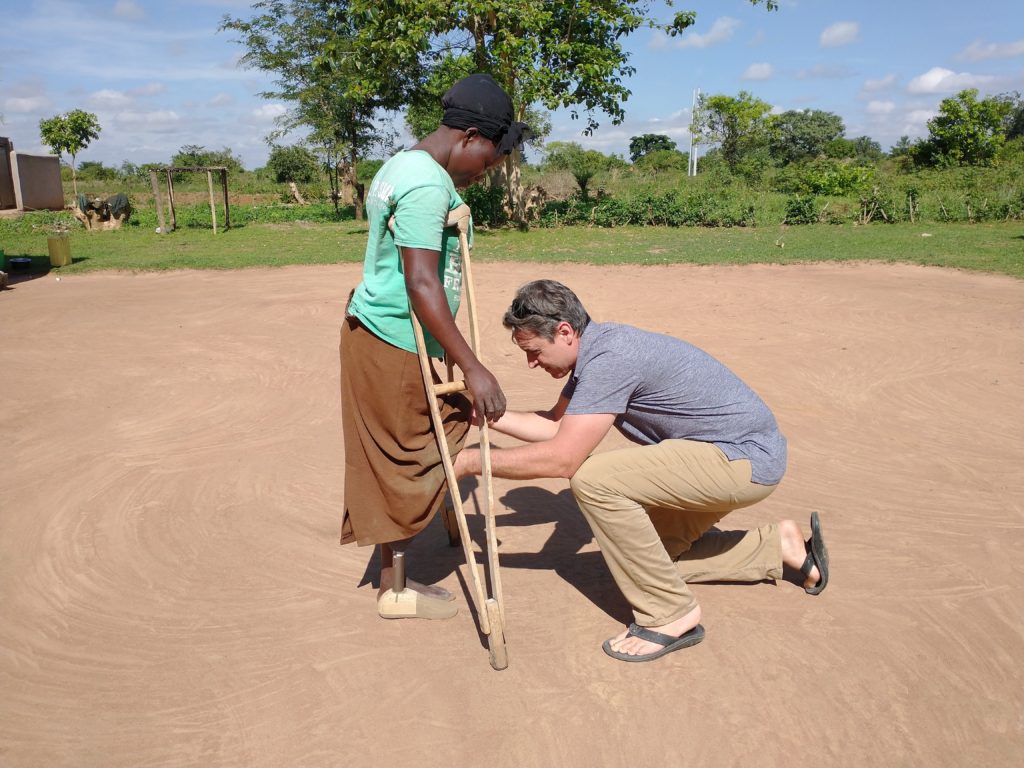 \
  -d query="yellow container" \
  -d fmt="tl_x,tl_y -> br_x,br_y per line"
47,236 -> 71,267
